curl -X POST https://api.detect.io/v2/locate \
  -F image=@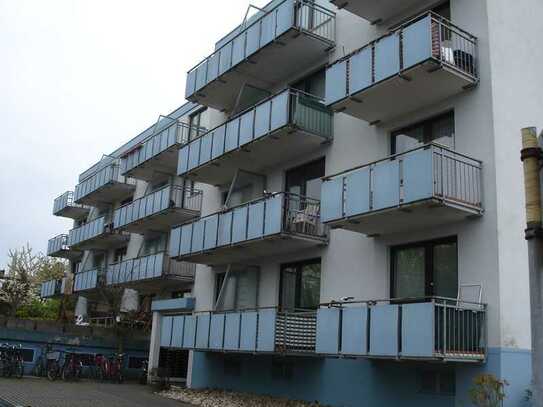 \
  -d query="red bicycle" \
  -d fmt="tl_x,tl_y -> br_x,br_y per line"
95,353 -> 123,384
